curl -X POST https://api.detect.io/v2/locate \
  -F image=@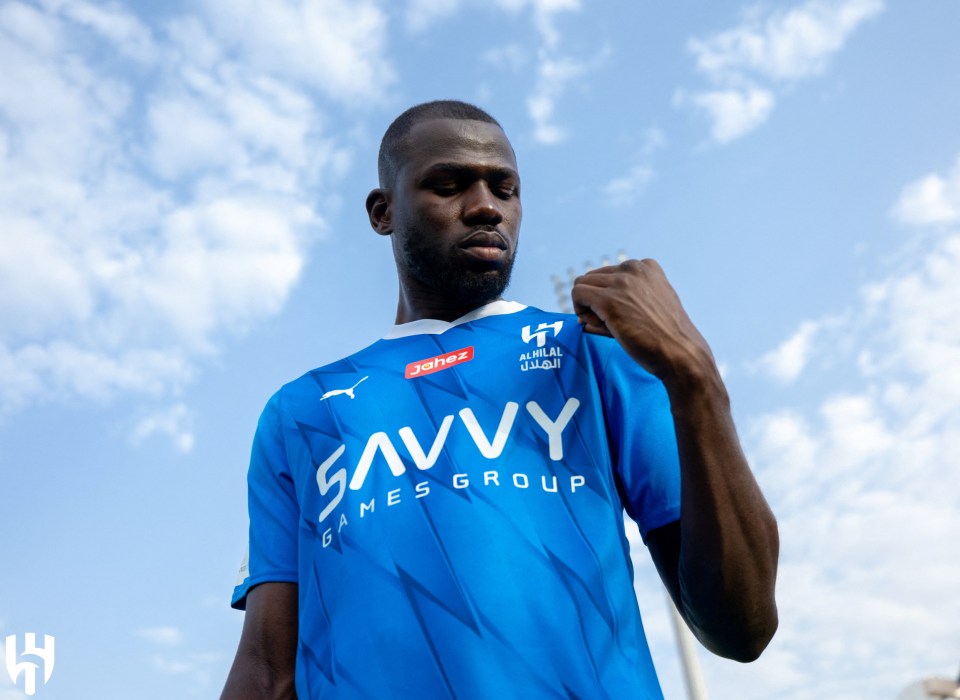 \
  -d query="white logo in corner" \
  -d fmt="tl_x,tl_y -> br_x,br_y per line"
5,633 -> 55,696
320,376 -> 368,401
520,321 -> 564,371
521,321 -> 563,348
